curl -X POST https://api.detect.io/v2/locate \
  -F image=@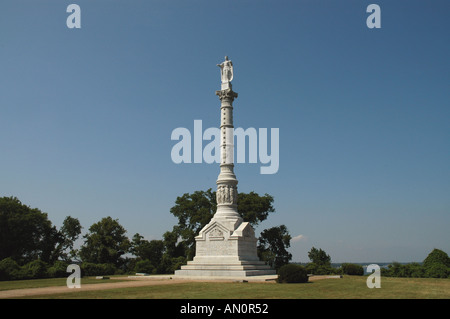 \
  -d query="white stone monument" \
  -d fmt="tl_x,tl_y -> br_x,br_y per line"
175,57 -> 276,279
